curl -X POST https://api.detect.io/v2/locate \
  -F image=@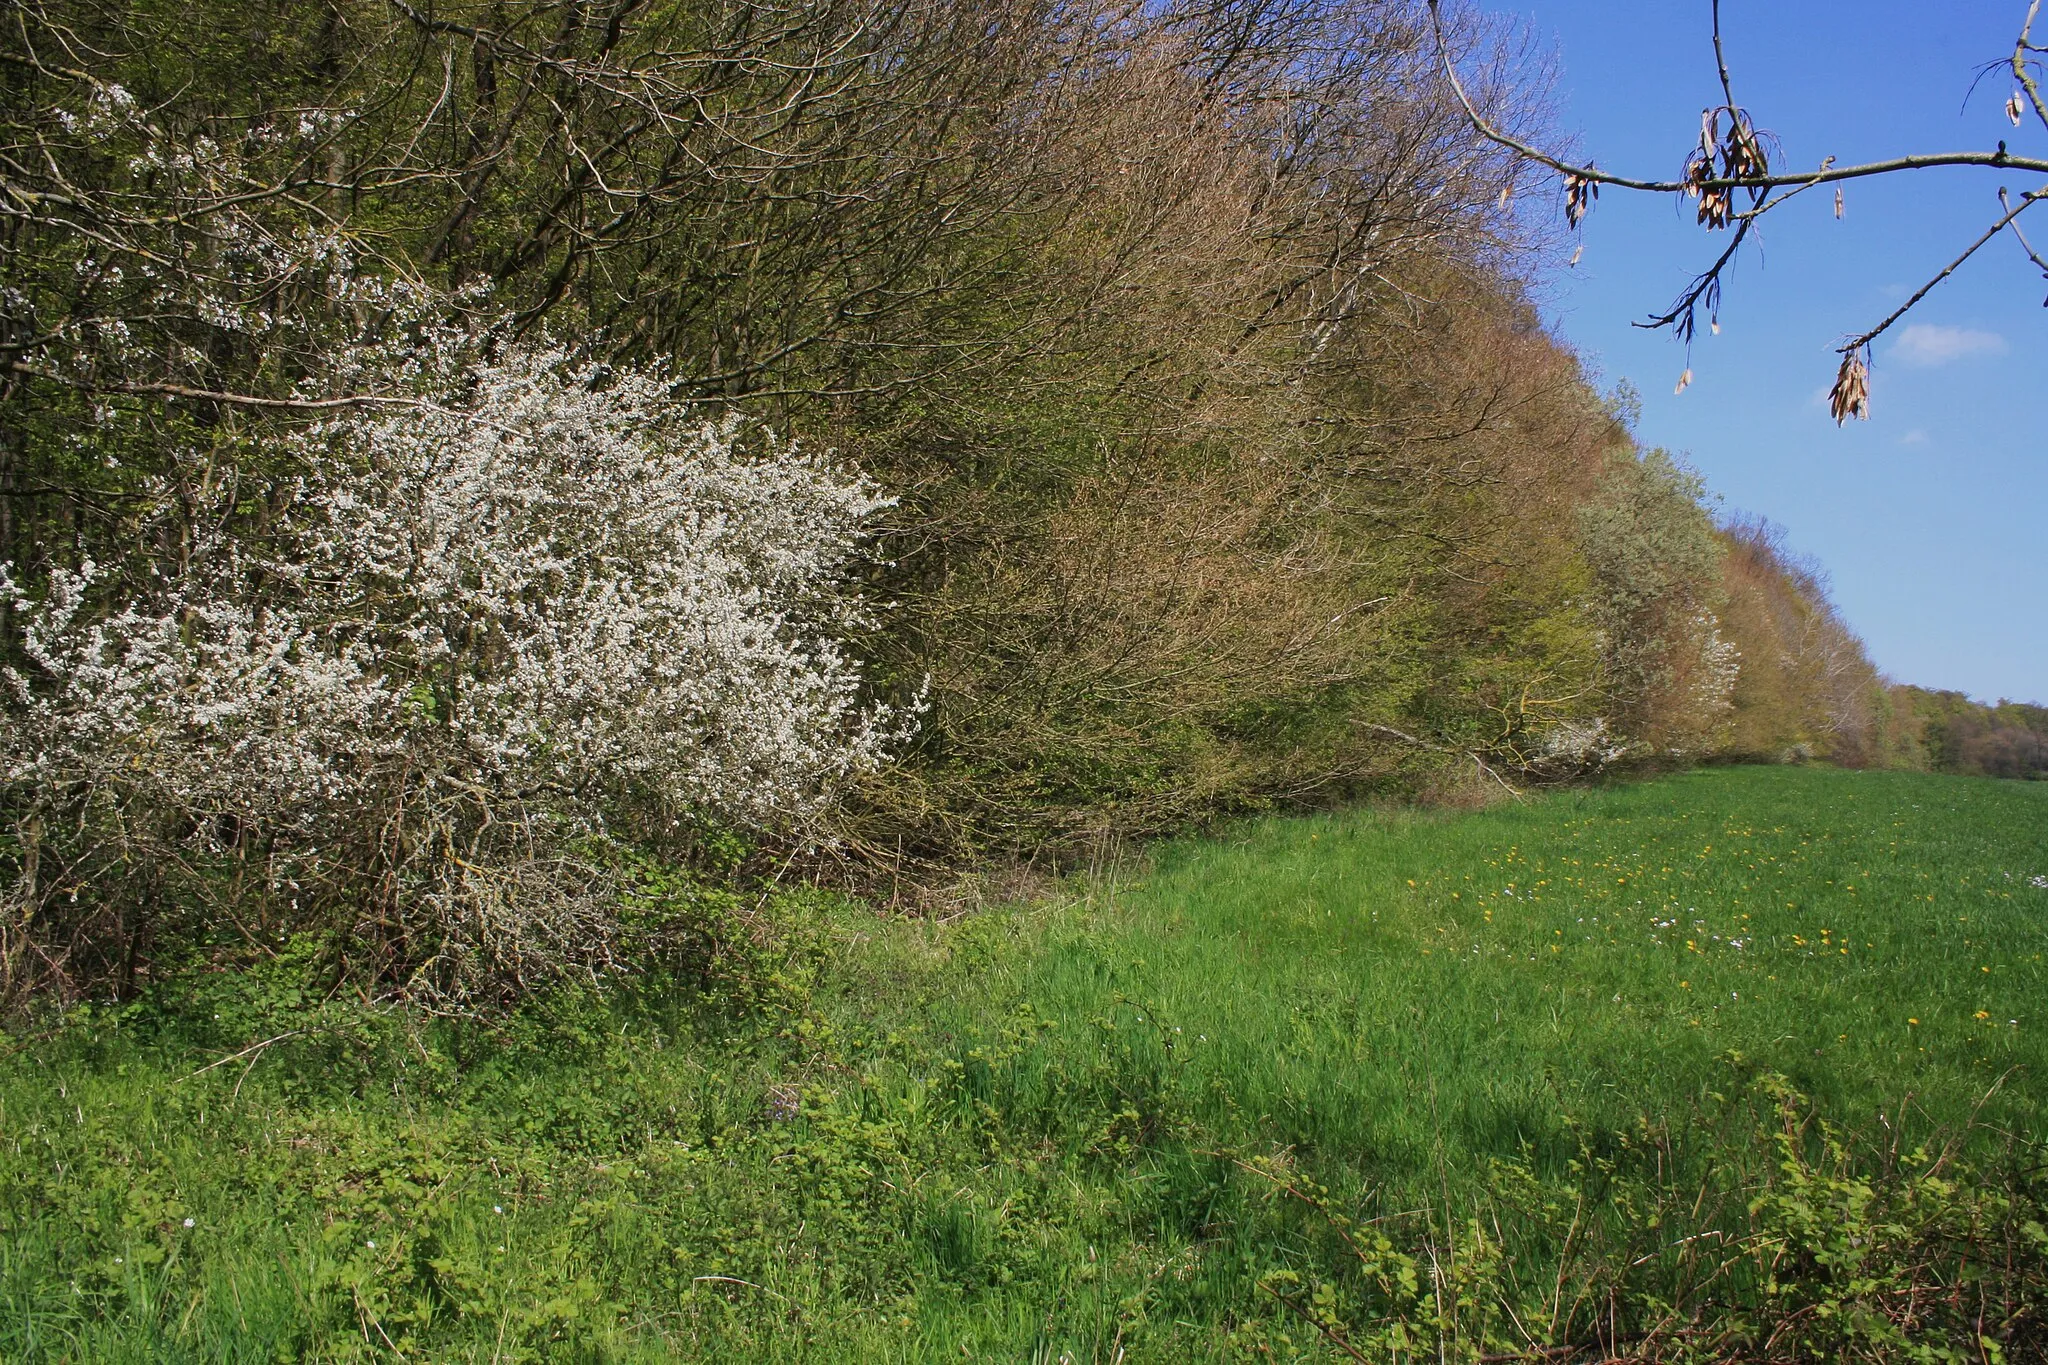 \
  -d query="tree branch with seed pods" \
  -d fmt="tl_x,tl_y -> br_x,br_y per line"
1427,0 -> 2048,423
